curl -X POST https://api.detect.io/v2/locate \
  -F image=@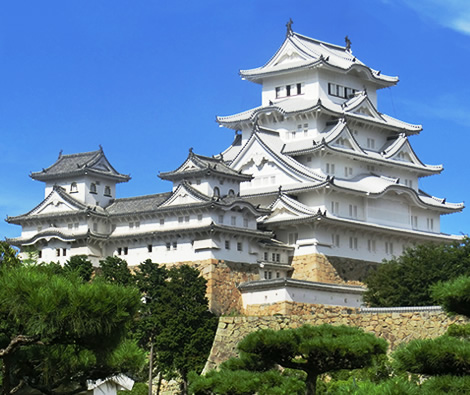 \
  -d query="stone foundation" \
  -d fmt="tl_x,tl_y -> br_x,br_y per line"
291,253 -> 378,285
206,306 -> 468,370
